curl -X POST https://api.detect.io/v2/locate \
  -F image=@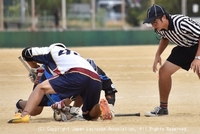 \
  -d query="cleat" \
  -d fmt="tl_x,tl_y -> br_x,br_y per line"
145,106 -> 168,117
7,113 -> 30,123
100,99 -> 112,120
65,115 -> 85,122
69,106 -> 81,116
